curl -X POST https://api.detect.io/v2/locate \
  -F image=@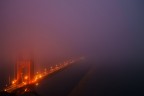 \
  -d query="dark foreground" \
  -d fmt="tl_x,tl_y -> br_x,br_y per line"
1,59 -> 144,96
